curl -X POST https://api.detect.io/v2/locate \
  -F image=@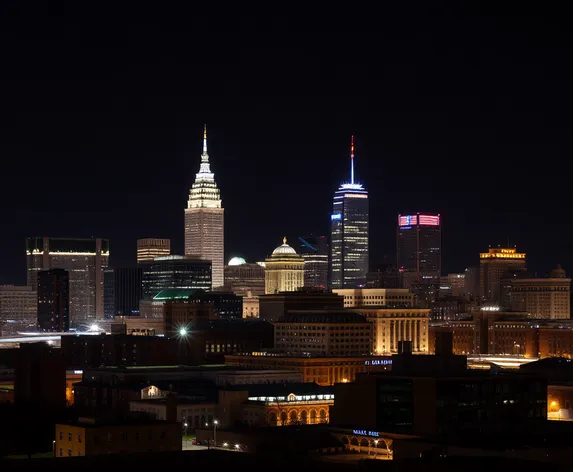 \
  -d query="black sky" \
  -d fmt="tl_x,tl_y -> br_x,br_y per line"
0,8 -> 571,284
